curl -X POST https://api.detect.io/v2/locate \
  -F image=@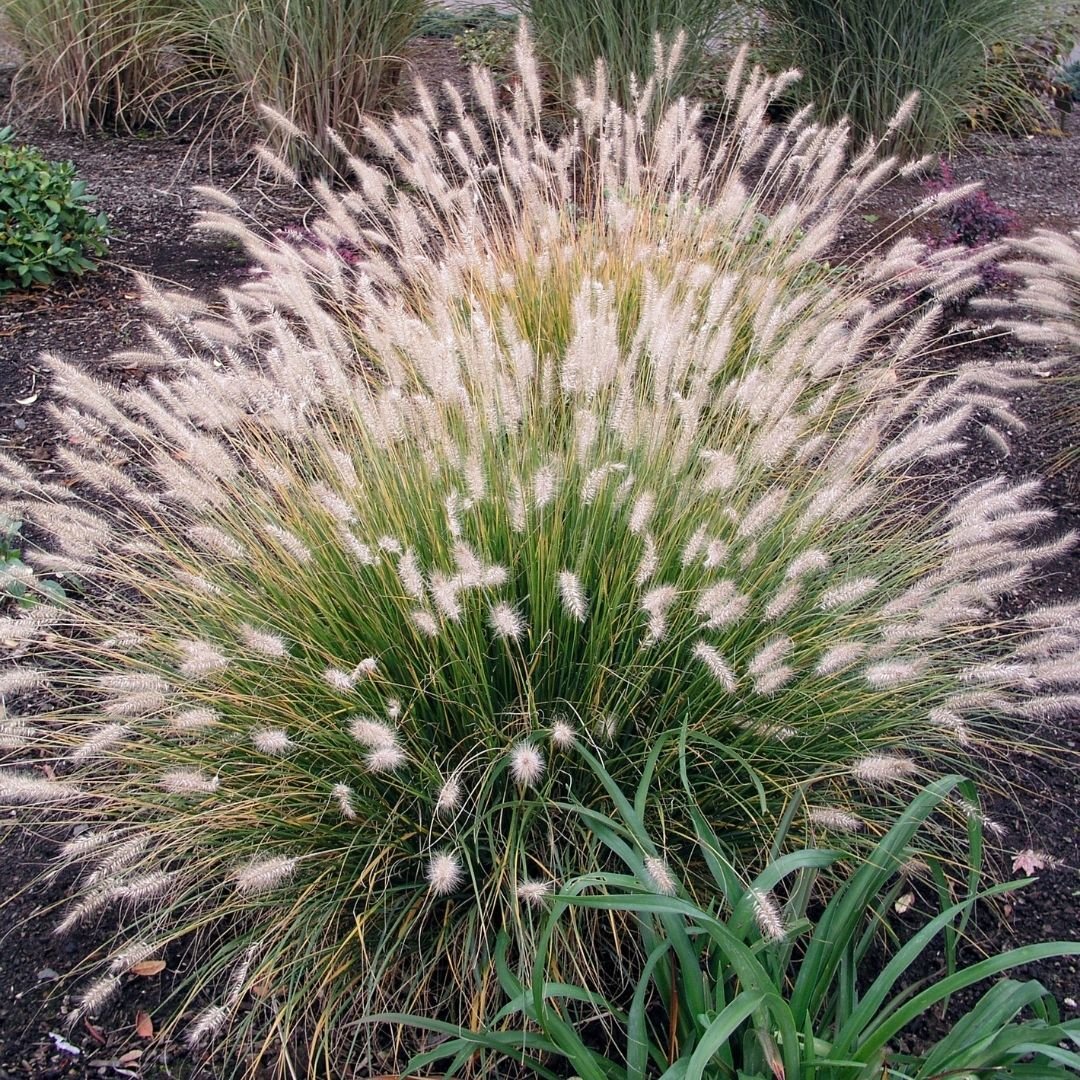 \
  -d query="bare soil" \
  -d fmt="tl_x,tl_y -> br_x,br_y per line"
0,44 -> 1078,1079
